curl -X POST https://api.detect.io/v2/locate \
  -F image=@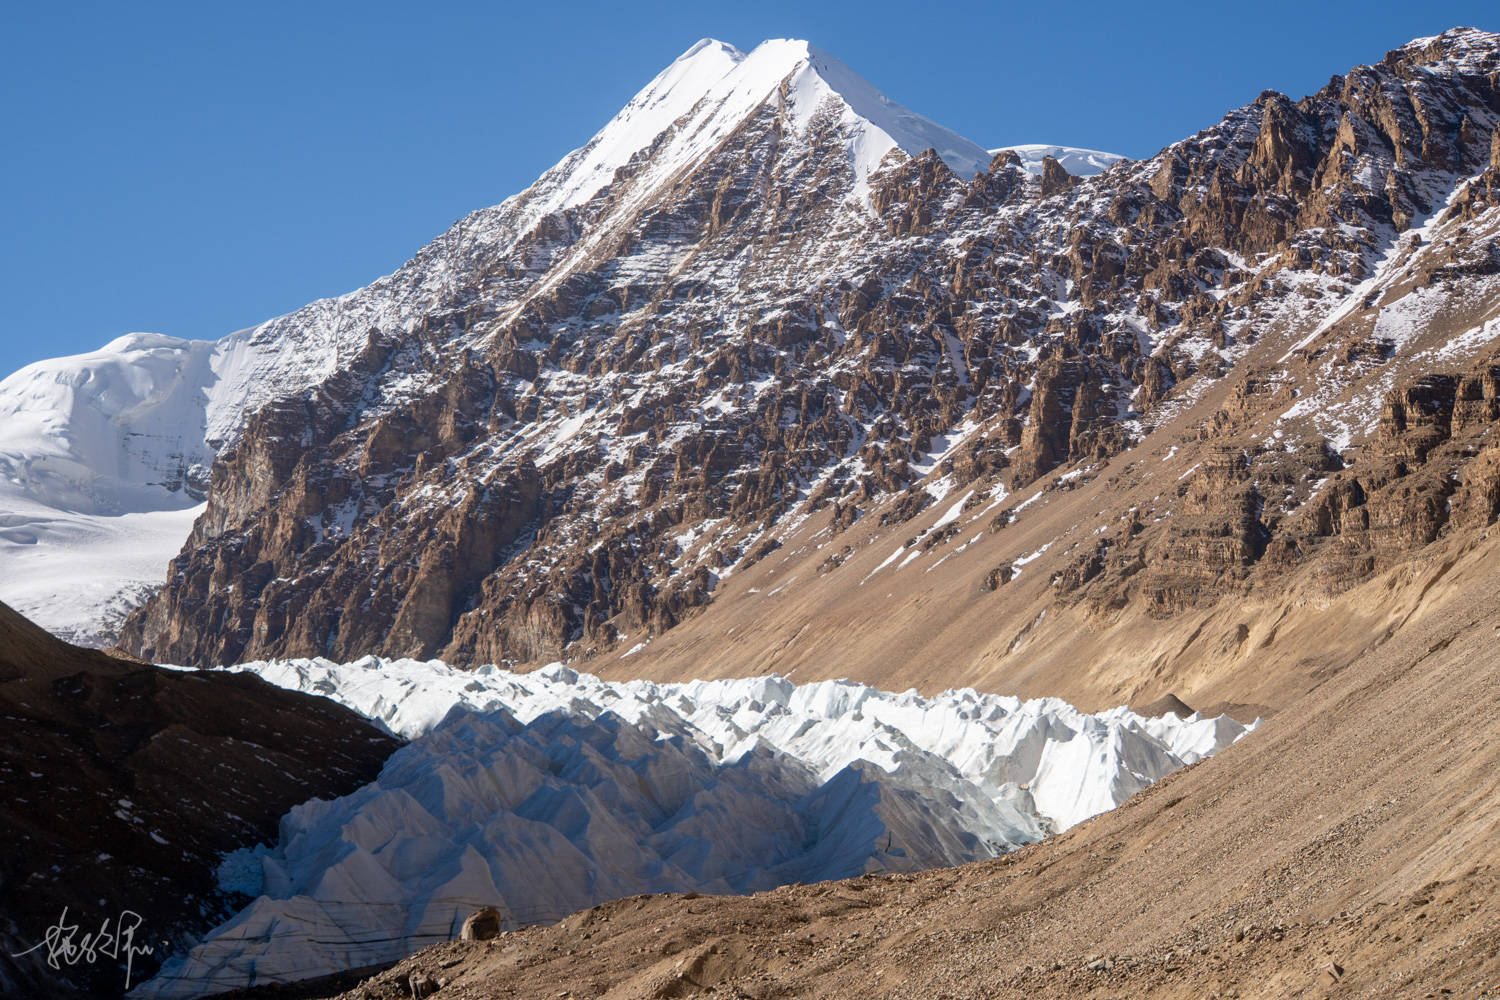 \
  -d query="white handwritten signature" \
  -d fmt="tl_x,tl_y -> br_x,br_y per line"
10,907 -> 154,989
